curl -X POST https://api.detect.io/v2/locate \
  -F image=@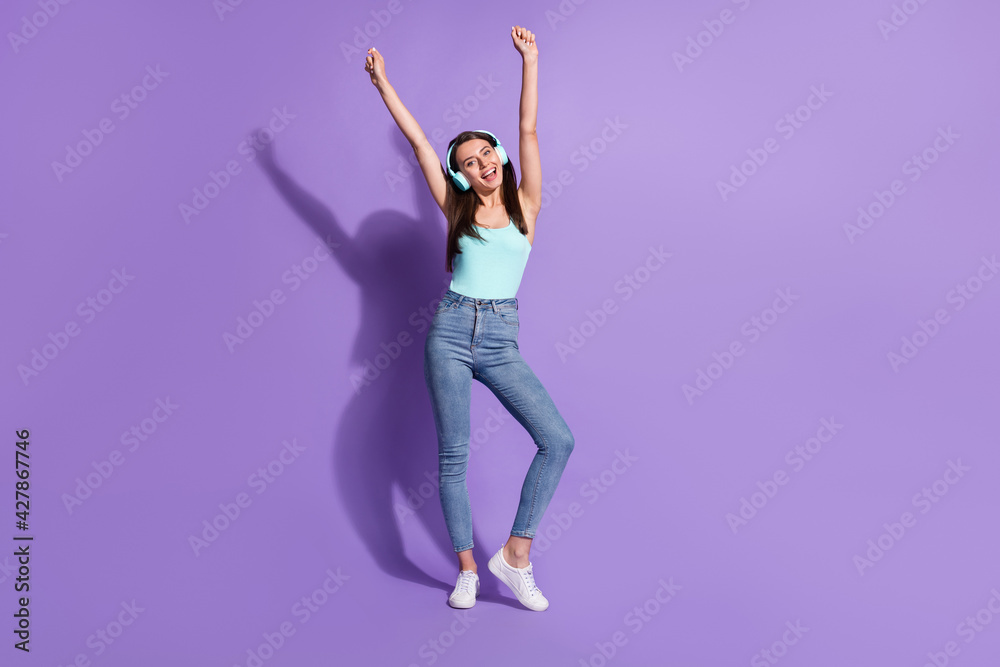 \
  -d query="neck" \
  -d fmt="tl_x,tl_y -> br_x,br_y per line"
476,189 -> 504,209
